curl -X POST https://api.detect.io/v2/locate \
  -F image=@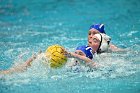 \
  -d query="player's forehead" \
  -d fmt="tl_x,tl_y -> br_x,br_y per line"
75,50 -> 84,54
